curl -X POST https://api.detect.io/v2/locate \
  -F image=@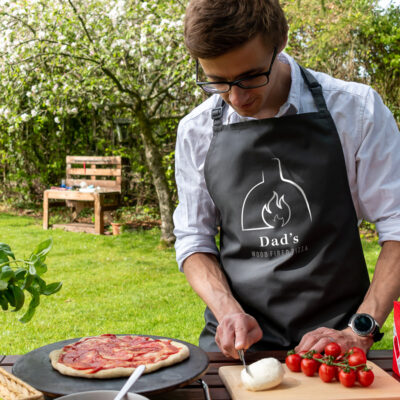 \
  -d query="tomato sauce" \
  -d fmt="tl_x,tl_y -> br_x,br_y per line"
59,334 -> 180,373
